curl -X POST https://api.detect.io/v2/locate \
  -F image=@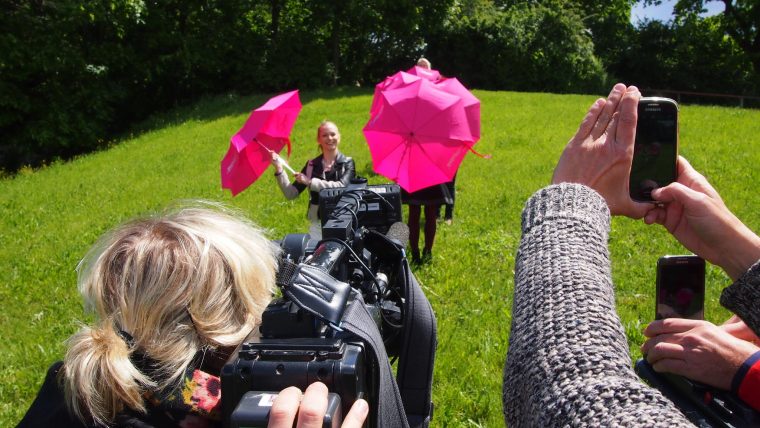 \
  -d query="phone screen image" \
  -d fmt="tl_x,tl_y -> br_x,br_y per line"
629,98 -> 678,202
656,256 -> 705,320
